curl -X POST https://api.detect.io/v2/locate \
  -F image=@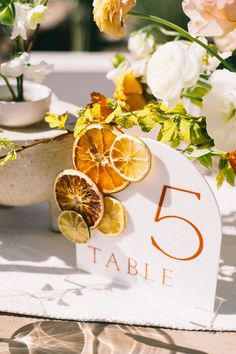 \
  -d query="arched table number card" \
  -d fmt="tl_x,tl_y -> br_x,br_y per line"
76,138 -> 222,323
